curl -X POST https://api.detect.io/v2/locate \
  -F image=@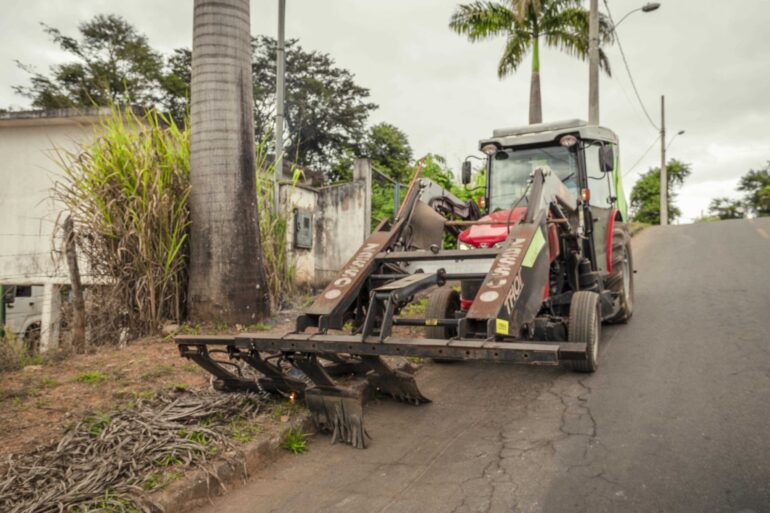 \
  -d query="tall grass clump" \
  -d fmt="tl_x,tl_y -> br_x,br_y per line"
255,137 -> 300,308
55,105 -> 190,338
